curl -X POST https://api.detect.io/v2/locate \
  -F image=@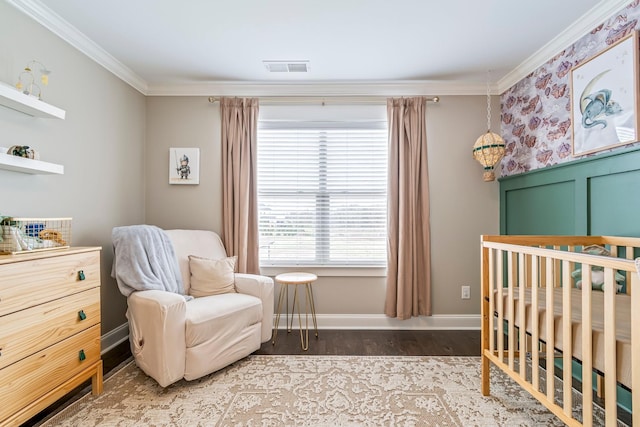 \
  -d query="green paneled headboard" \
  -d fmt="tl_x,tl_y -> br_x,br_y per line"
500,146 -> 640,237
